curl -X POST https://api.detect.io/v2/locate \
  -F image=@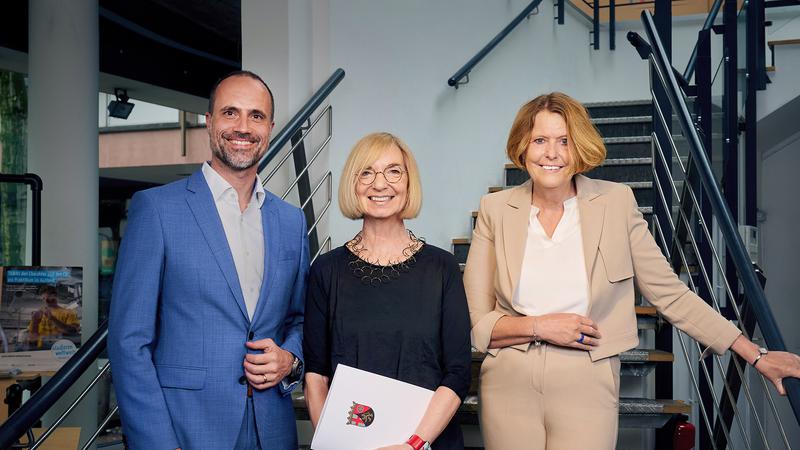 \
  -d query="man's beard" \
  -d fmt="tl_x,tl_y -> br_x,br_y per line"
210,131 -> 268,171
